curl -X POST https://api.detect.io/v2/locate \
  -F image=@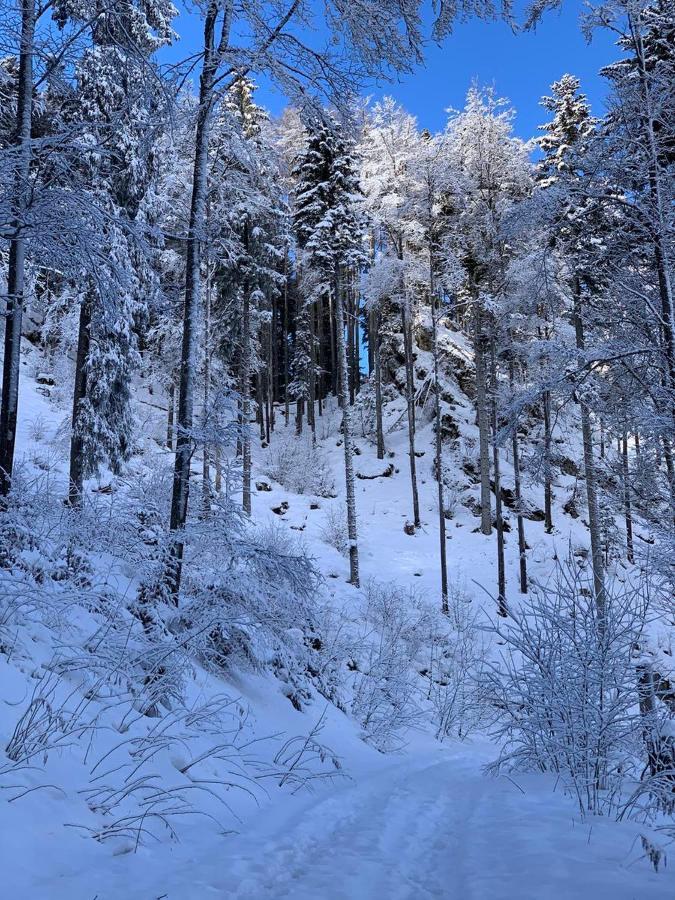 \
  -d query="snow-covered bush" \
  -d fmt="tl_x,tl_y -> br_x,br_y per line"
428,580 -> 488,740
0,472 -> 345,851
320,503 -> 349,556
349,580 -> 430,751
485,558 -> 666,818
263,432 -> 335,497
